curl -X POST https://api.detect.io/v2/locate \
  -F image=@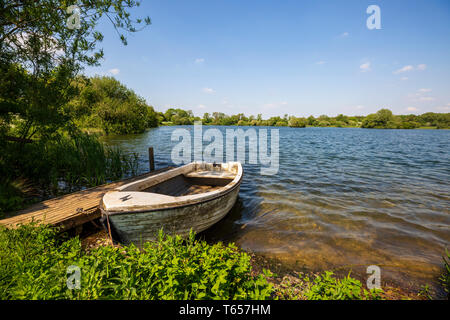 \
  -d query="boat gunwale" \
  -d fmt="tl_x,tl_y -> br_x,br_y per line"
101,162 -> 243,215
100,178 -> 242,217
